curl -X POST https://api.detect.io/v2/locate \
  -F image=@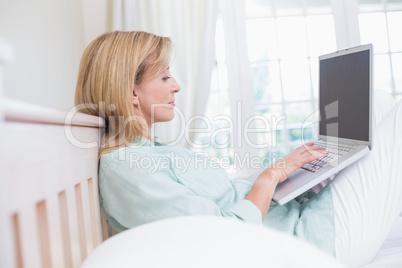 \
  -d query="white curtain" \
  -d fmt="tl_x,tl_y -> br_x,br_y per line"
112,0 -> 218,146
219,0 -> 258,176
